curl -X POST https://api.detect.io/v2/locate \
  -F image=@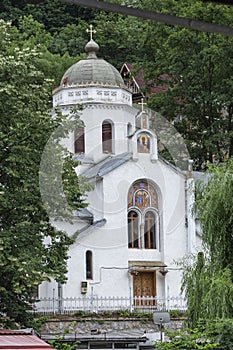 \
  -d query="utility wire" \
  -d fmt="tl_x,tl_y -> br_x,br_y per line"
201,0 -> 233,4
58,0 -> 233,36
26,0 -> 233,36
